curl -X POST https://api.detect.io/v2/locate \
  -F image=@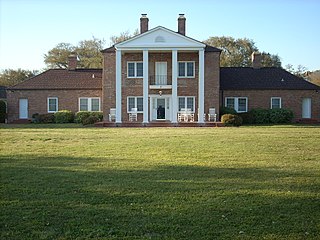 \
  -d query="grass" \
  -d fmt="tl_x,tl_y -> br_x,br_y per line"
0,124 -> 320,239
